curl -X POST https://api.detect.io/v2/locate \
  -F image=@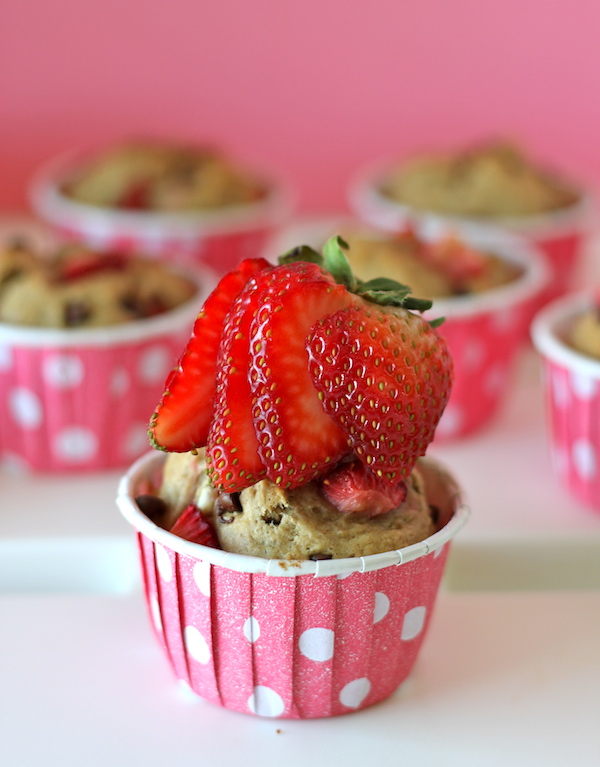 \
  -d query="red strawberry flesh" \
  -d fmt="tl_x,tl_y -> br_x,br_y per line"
248,262 -> 353,489
320,459 -> 407,517
149,257 -> 271,452
169,503 -> 219,547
